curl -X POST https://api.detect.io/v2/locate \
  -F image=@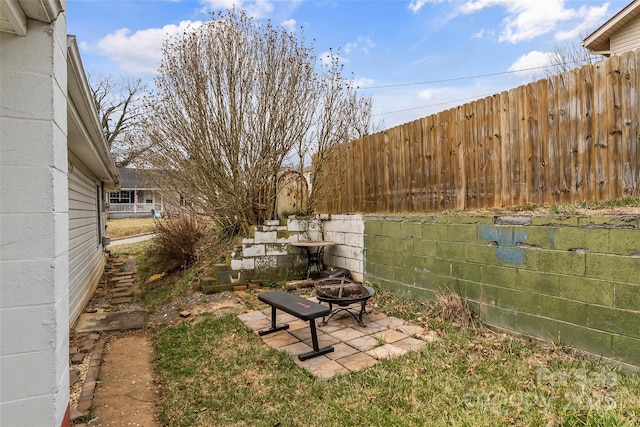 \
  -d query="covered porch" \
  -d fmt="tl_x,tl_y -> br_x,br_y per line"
108,189 -> 164,218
